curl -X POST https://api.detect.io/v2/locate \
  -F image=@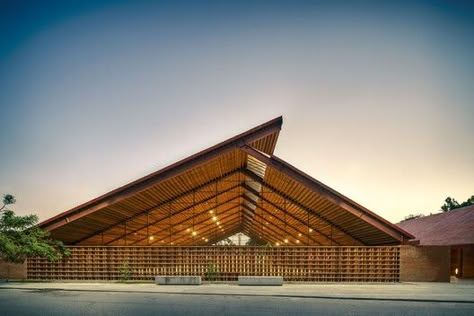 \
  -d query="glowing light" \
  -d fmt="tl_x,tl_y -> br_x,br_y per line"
296,240 -> 300,243
455,268 -> 459,275
205,239 -> 209,242
309,228 -> 313,233
192,231 -> 197,236
275,242 -> 280,246
209,210 -> 214,214
186,228 -> 191,232
298,233 -> 302,237
284,239 -> 289,243
212,216 -> 217,221
148,236 -> 154,241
